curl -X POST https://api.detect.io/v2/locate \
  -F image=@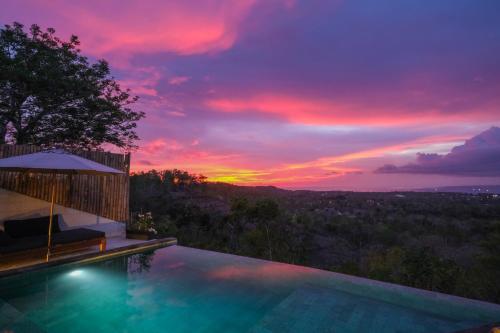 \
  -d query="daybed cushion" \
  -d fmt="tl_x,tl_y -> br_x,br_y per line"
52,228 -> 105,245
0,231 -> 13,247
4,215 -> 61,238
0,229 -> 105,255
0,235 -> 47,254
